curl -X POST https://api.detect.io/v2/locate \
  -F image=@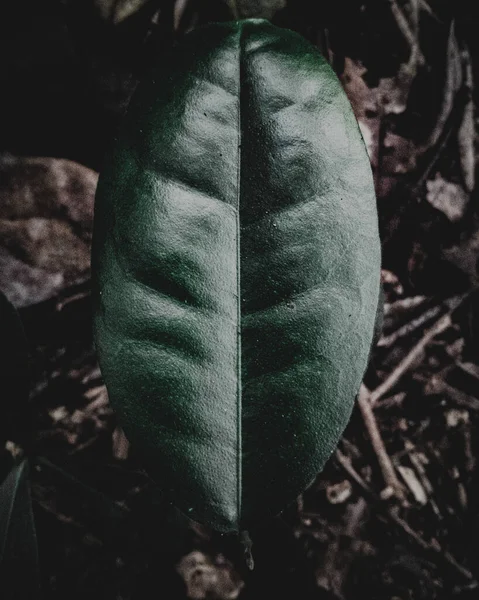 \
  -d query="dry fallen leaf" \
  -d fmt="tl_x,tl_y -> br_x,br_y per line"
341,58 -> 418,198
445,409 -> 469,428
442,228 -> 479,281
382,131 -> 417,175
326,480 -> 352,505
0,155 -> 97,307
426,175 -> 469,222
376,63 -> 416,116
341,58 -> 379,166
176,552 -> 244,600
424,21 -> 462,150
